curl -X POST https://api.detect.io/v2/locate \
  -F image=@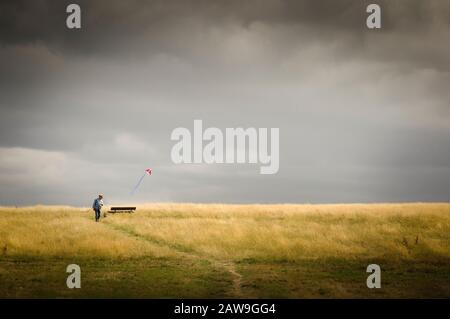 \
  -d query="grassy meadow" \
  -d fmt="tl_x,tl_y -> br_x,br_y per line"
0,203 -> 449,298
